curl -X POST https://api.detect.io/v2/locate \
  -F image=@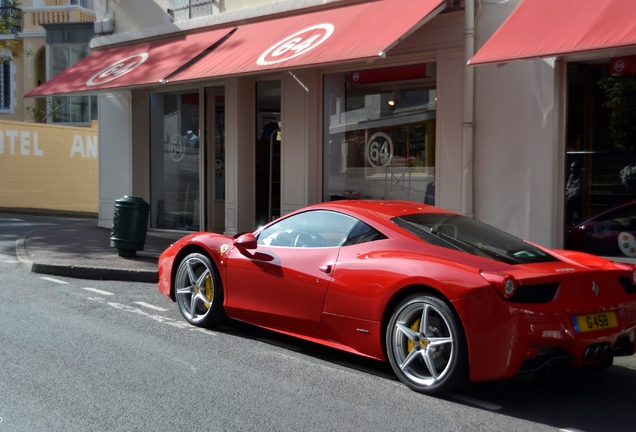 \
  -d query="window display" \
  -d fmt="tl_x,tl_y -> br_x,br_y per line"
150,91 -> 201,231
564,60 -> 636,258
323,66 -> 436,204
